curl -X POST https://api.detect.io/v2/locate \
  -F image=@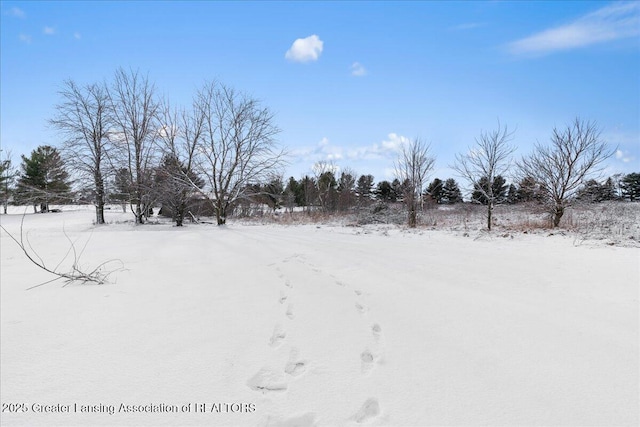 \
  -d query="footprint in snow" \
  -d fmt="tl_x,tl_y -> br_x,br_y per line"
352,398 -> 381,424
355,303 -> 368,314
285,279 -> 293,288
371,323 -> 382,340
286,304 -> 295,320
361,349 -> 375,374
269,325 -> 286,347
247,368 -> 288,394
284,348 -> 307,377
354,290 -> 362,296
279,292 -> 288,304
